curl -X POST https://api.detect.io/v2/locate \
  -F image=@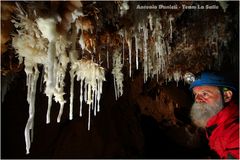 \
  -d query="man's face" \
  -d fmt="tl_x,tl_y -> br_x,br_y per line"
190,85 -> 223,128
